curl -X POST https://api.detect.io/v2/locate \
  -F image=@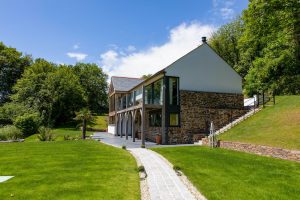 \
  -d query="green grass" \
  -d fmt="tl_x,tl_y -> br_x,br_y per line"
152,146 -> 300,200
0,140 -> 140,200
25,127 -> 93,142
220,96 -> 300,150
89,115 -> 108,130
